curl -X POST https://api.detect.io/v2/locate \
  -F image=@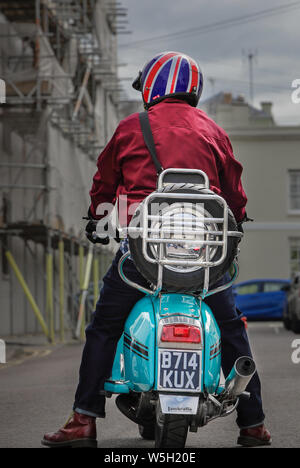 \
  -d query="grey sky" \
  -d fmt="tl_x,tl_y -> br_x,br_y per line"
117,0 -> 300,125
